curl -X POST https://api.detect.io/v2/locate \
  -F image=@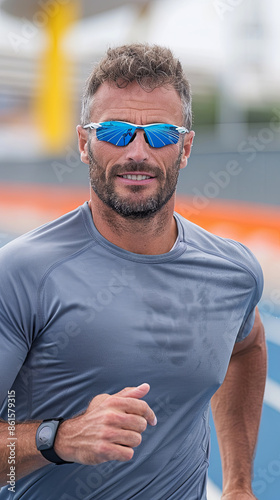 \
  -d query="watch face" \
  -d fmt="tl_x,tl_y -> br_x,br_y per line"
38,426 -> 52,445
36,420 -> 60,451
